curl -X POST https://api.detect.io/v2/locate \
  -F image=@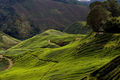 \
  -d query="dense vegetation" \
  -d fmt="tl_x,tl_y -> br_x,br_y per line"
64,21 -> 91,34
0,0 -> 33,39
0,58 -> 9,72
0,0 -> 89,40
87,0 -> 120,33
